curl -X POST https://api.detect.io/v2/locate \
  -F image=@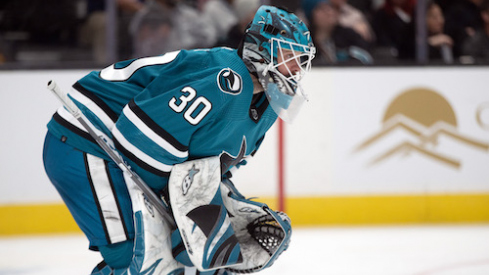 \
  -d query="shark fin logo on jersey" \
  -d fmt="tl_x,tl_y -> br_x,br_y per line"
220,137 -> 247,173
217,68 -> 242,95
